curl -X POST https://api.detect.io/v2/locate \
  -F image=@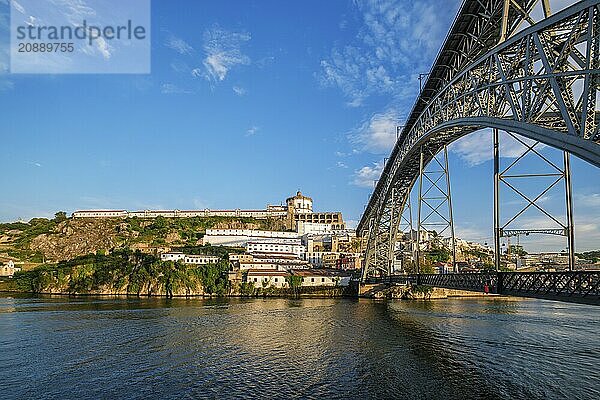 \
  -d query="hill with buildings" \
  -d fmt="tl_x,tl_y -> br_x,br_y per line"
0,191 -> 360,297
0,212 -> 286,265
